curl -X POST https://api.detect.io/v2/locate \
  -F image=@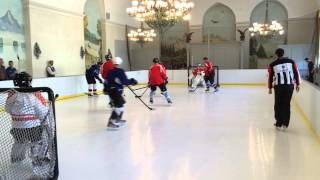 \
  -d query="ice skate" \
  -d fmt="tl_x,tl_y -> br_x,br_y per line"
150,98 -> 154,104
274,124 -> 282,131
282,125 -> 288,131
116,119 -> 127,126
167,98 -> 173,104
107,120 -> 120,129
189,88 -> 196,92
